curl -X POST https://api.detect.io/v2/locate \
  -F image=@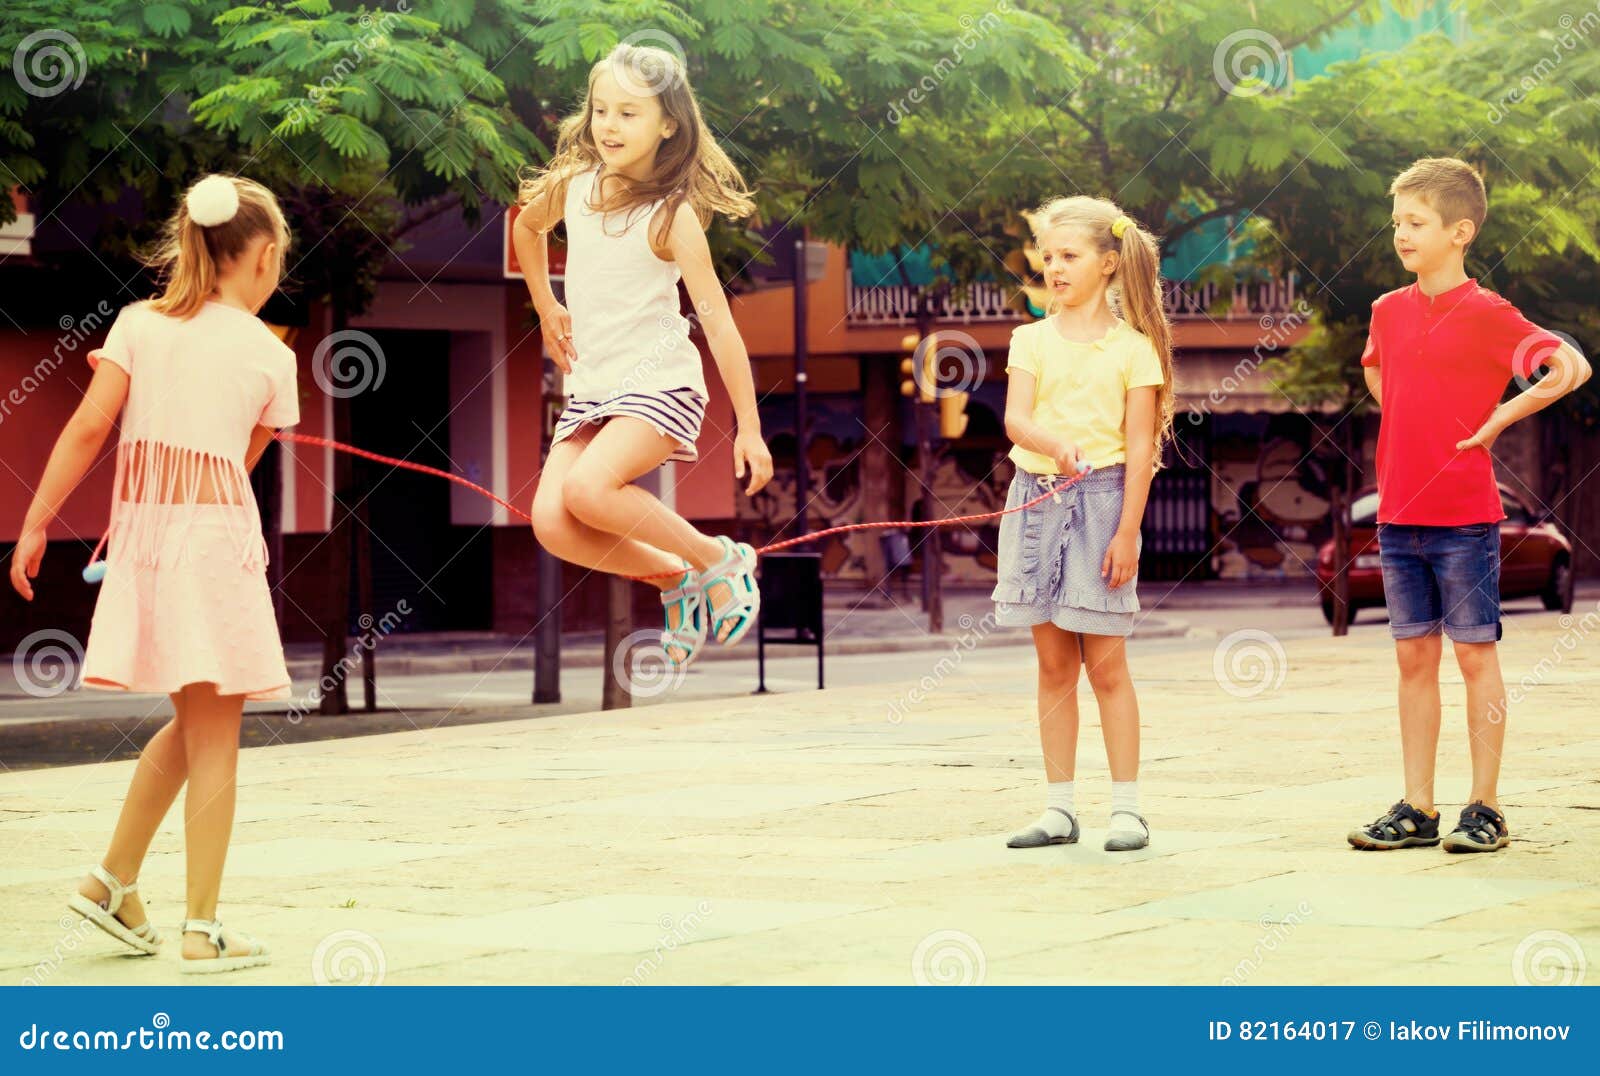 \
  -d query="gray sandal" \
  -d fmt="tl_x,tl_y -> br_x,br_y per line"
1348,800 -> 1440,850
1007,807 -> 1079,848
1104,810 -> 1150,852
1441,801 -> 1509,853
